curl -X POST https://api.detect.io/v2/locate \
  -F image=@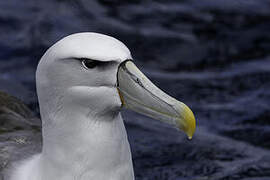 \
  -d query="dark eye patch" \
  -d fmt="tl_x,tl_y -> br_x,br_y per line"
81,59 -> 98,69
78,58 -> 117,70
